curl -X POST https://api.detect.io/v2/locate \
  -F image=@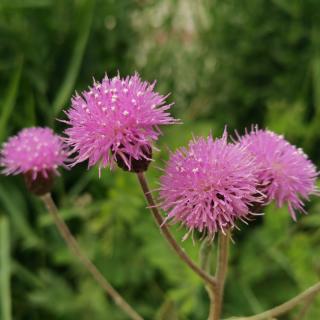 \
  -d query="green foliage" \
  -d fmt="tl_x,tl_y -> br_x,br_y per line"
52,0 -> 95,116
0,0 -> 320,319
